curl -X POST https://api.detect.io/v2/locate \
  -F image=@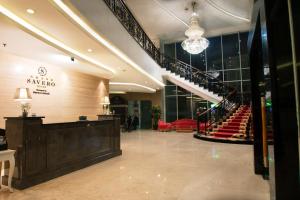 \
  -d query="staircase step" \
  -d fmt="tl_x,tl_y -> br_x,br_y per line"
213,132 -> 234,138
216,128 -> 240,133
